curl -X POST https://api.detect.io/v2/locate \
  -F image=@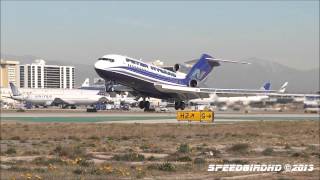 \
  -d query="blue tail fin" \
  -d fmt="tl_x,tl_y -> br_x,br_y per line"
185,54 -> 219,86
9,82 -> 21,96
262,82 -> 271,90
